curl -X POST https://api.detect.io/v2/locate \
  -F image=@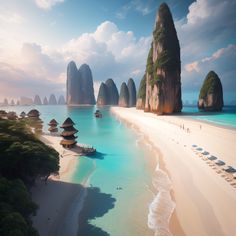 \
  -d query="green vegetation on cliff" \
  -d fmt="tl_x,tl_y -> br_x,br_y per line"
138,75 -> 146,100
146,3 -> 180,87
199,71 -> 222,99
153,3 -> 180,72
